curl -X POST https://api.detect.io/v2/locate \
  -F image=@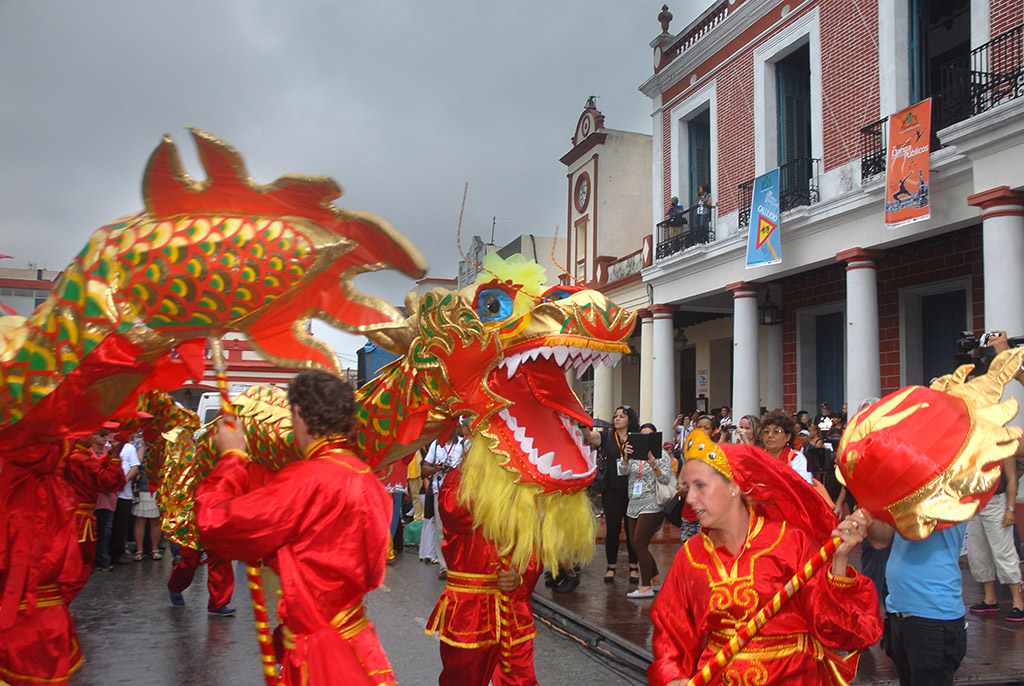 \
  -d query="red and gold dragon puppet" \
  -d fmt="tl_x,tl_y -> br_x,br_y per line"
356,251 -> 636,572
0,129 -> 426,686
